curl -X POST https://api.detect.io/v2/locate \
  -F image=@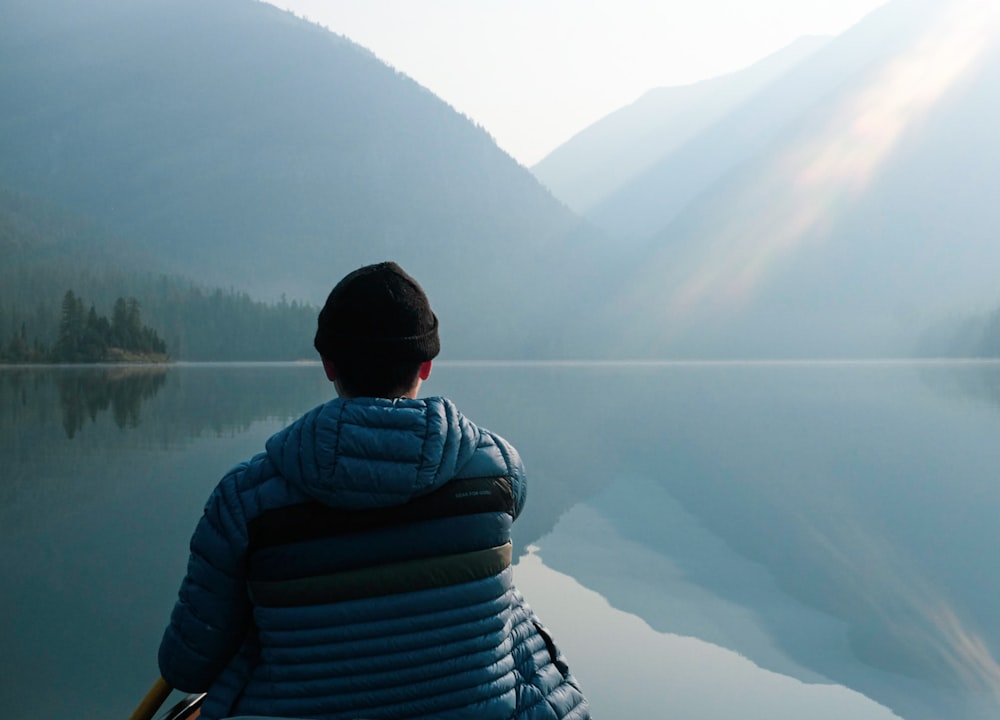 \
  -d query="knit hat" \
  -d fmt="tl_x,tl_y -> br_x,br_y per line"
314,261 -> 440,364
